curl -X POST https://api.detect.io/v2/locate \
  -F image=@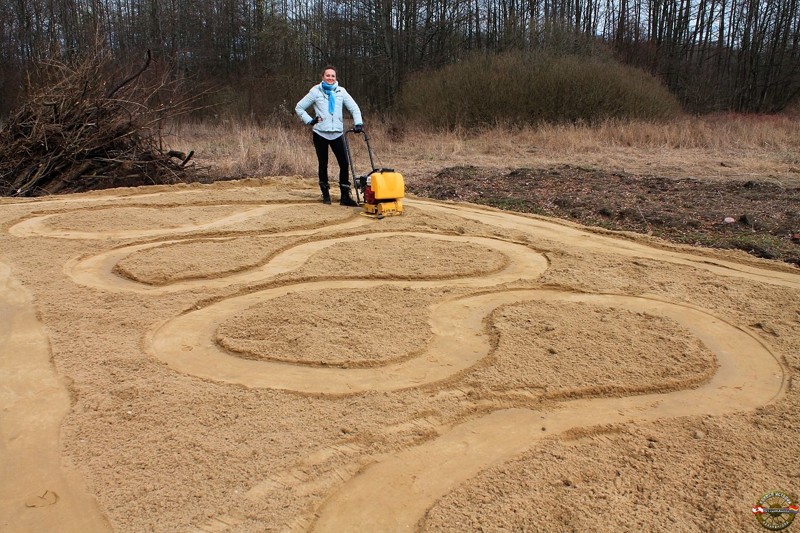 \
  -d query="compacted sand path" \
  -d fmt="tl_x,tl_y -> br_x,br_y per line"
310,291 -> 785,531
0,180 -> 796,532
0,262 -> 109,532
